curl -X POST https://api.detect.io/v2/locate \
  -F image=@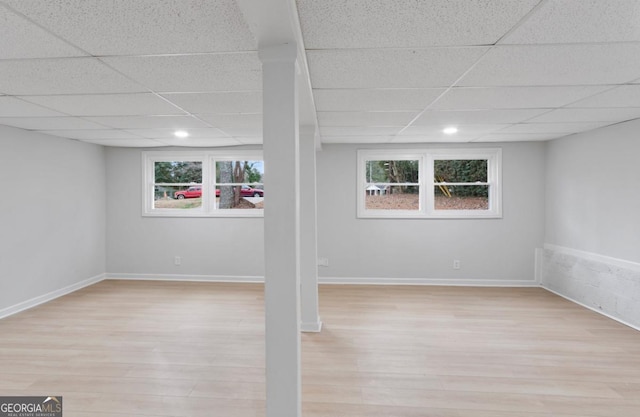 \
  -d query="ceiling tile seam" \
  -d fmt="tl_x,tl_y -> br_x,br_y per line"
392,46 -> 495,139
557,85 -> 636,110
15,95 -> 190,118
0,51 -> 262,63
0,2 -> 92,59
0,113 -> 148,134
493,0 -> 548,46
94,56 -> 225,133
